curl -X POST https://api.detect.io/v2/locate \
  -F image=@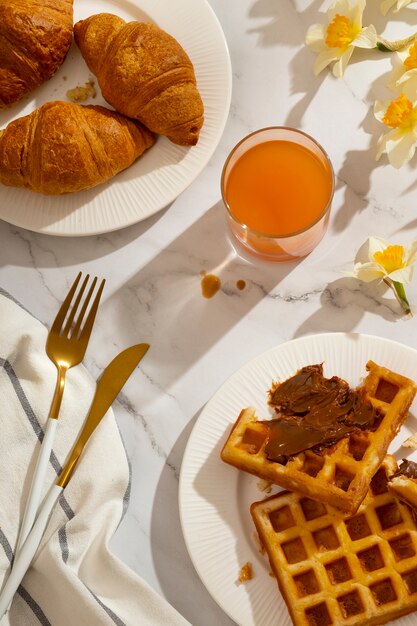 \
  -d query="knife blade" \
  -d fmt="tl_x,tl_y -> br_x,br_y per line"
0,342 -> 149,619
57,342 -> 149,487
